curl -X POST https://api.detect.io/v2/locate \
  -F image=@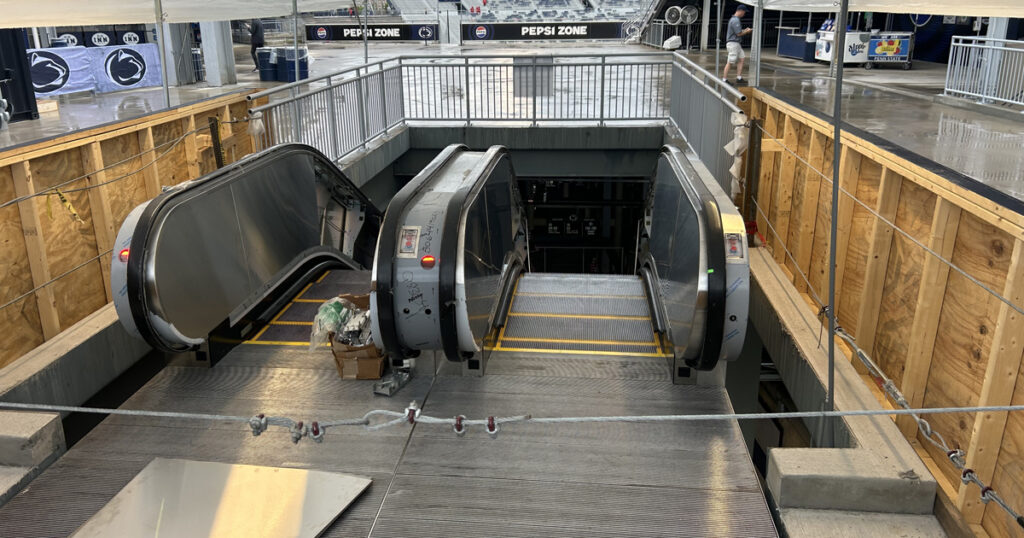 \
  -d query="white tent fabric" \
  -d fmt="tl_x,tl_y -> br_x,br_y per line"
0,0 -> 351,28
736,0 -> 1024,18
